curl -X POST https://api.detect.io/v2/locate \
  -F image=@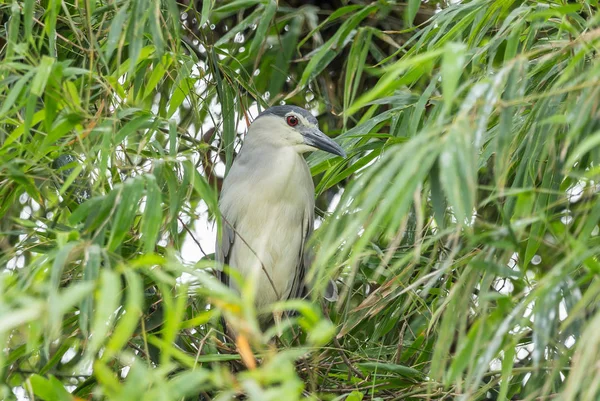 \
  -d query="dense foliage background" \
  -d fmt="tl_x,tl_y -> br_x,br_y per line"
1,0 -> 600,400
